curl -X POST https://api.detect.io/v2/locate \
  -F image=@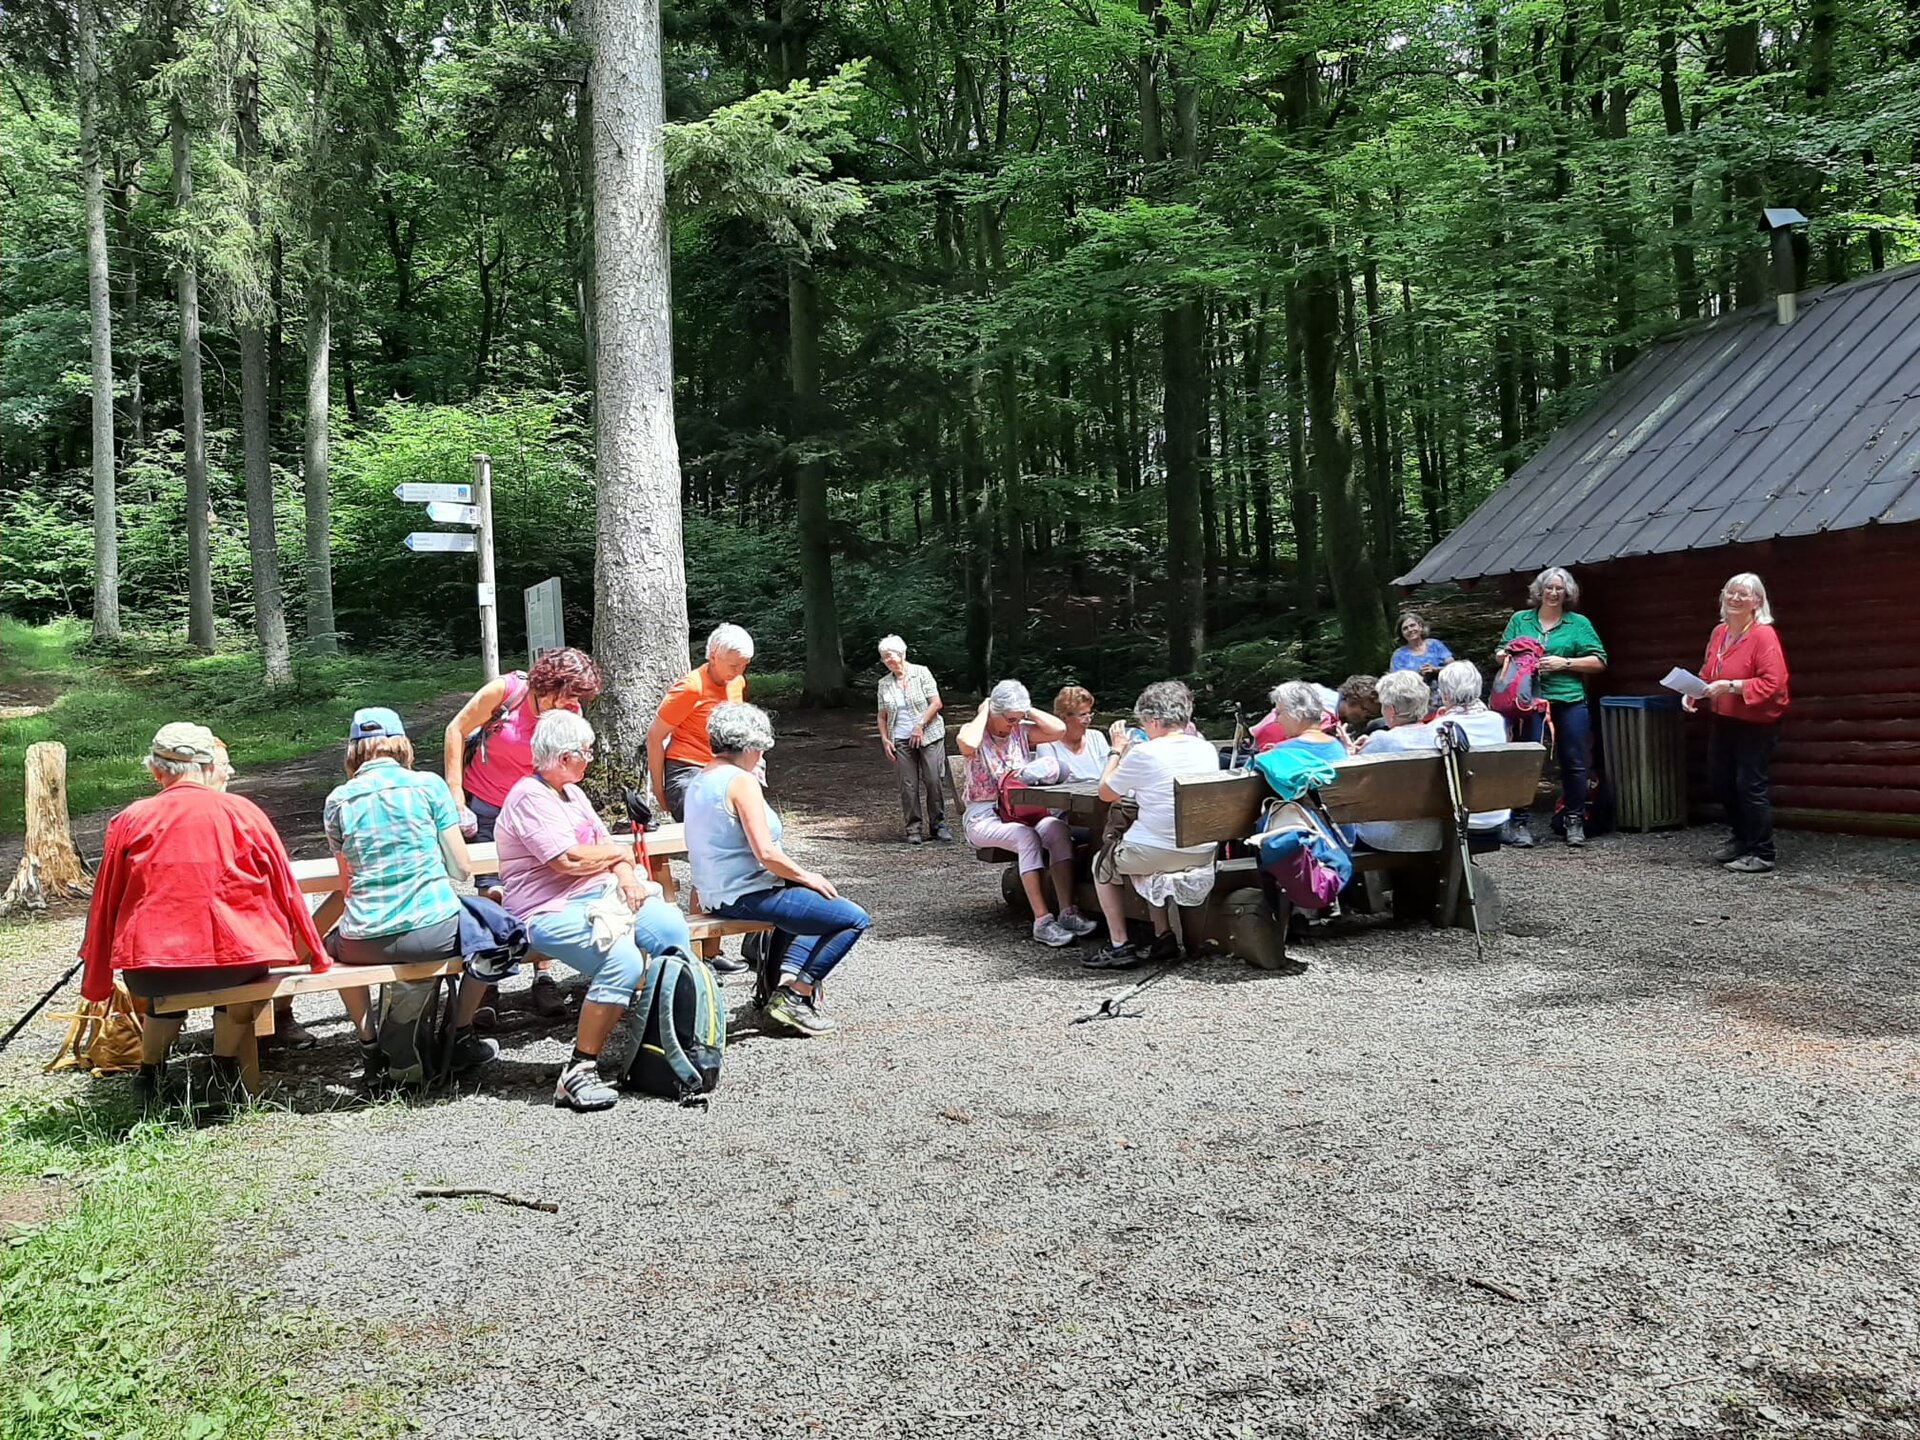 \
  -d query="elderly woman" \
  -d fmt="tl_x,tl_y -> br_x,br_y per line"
1496,565 -> 1607,848
875,635 -> 950,844
1256,680 -> 1348,755
1432,661 -> 1512,836
444,646 -> 603,1017
496,710 -> 695,1113
324,707 -> 496,1079
650,623 -> 753,824
1683,572 -> 1789,873
79,723 -> 328,1100
1390,611 -> 1453,702
1036,685 -> 1110,782
956,681 -> 1097,948
687,703 -> 870,1036
1351,671 -> 1446,851
1086,681 -> 1222,970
